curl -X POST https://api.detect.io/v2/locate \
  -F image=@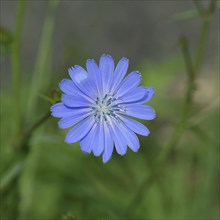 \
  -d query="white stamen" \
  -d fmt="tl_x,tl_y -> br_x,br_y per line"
92,94 -> 125,123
